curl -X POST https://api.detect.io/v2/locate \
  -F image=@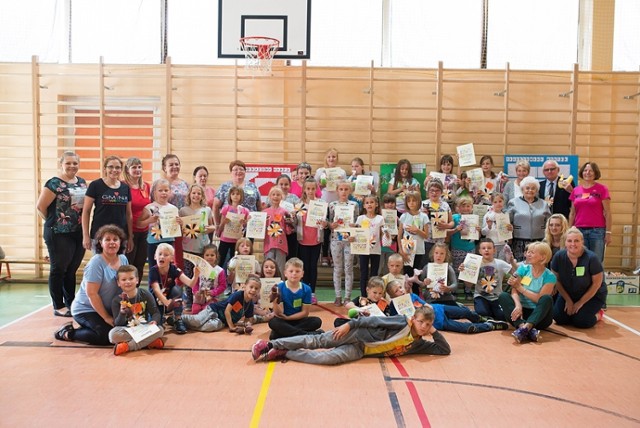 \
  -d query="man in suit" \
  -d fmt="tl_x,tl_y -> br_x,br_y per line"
539,160 -> 572,219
